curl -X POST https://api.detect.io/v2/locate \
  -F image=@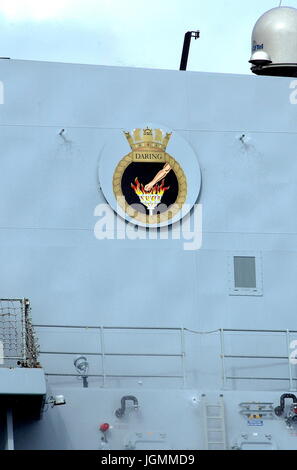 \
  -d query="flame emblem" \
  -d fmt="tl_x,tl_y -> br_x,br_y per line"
131,177 -> 170,215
